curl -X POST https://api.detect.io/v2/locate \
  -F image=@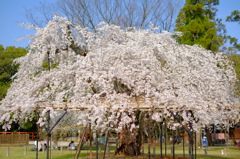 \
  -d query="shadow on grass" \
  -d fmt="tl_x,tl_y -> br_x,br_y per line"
196,154 -> 233,159
52,153 -> 88,159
